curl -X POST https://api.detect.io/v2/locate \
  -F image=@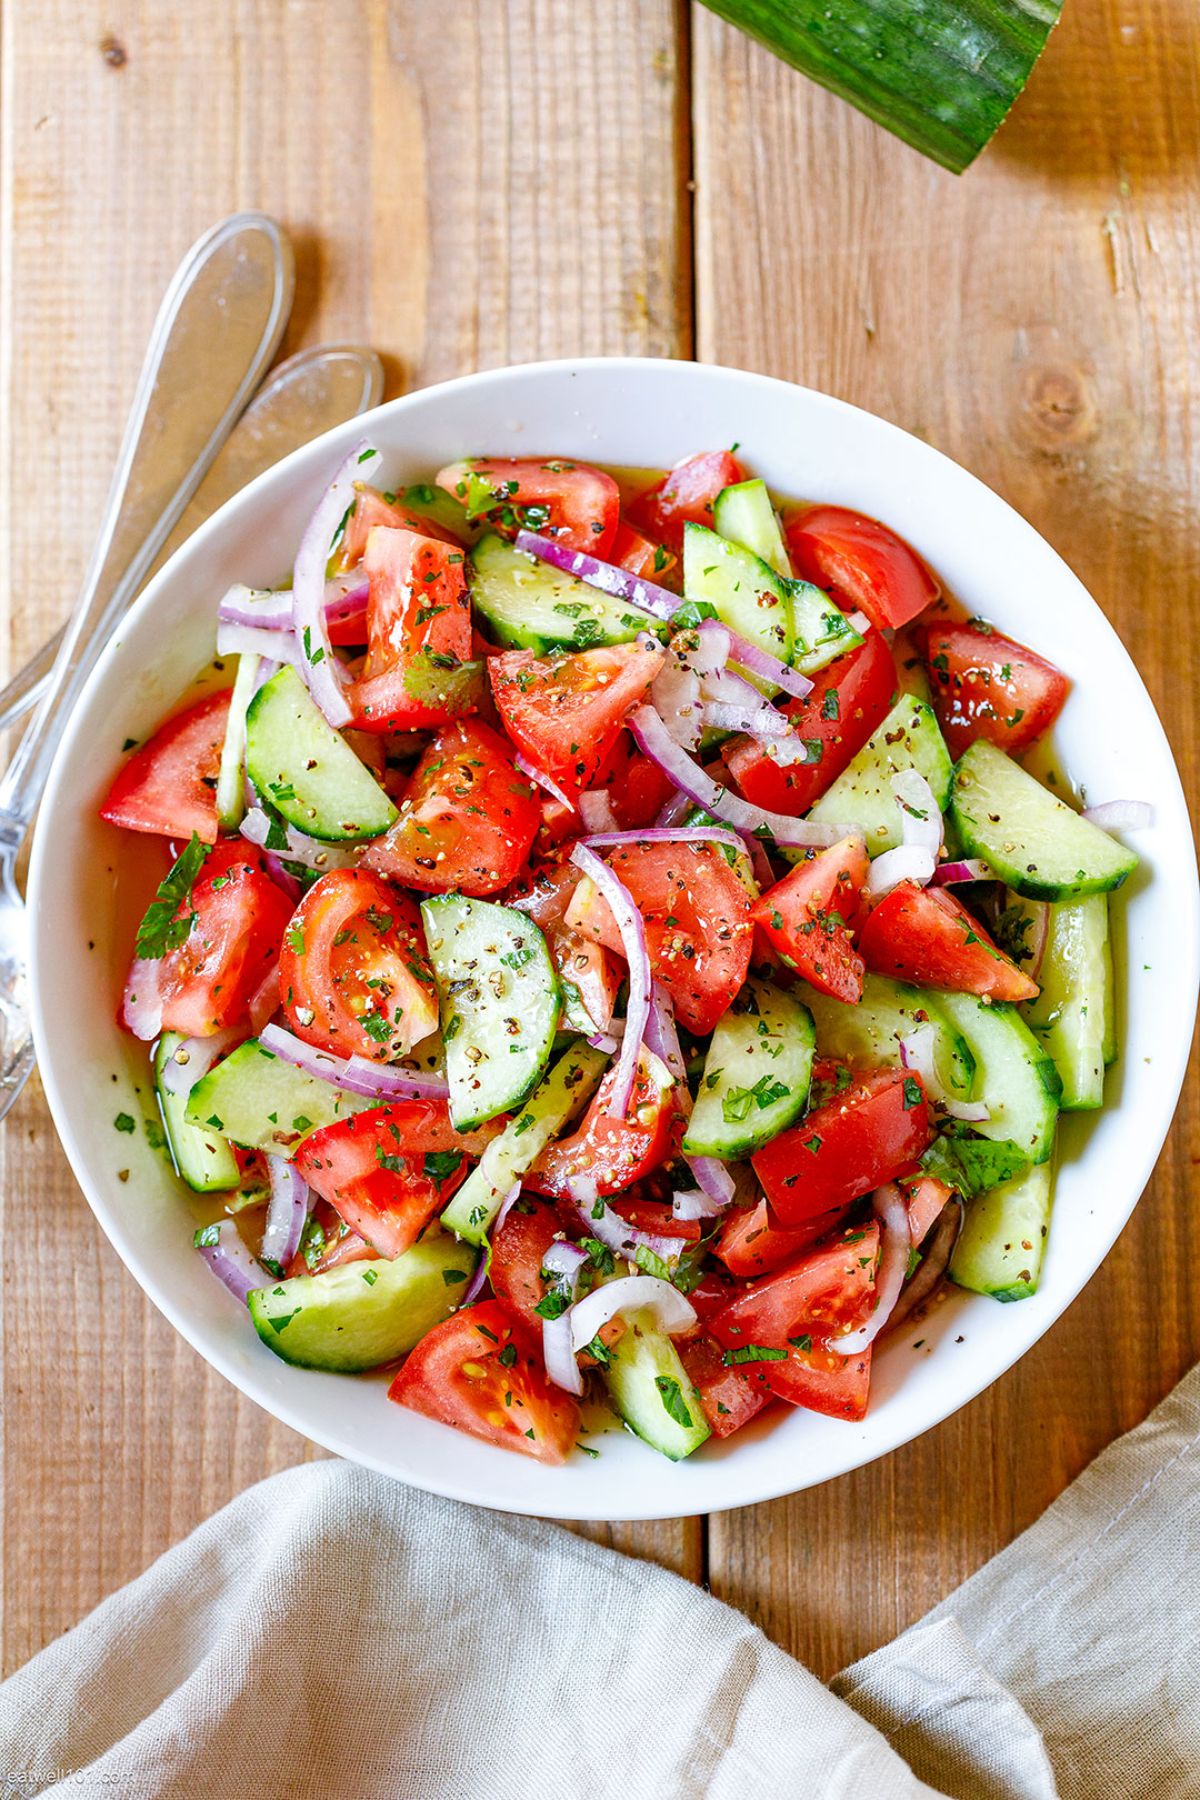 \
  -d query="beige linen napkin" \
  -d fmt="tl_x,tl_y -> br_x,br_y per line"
3,1363 -> 1200,1799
